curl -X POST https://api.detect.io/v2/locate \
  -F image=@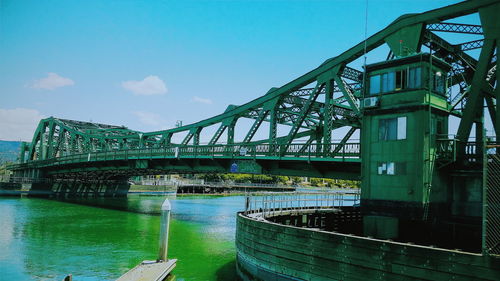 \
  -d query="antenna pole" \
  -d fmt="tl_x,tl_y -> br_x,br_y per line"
362,0 -> 369,96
